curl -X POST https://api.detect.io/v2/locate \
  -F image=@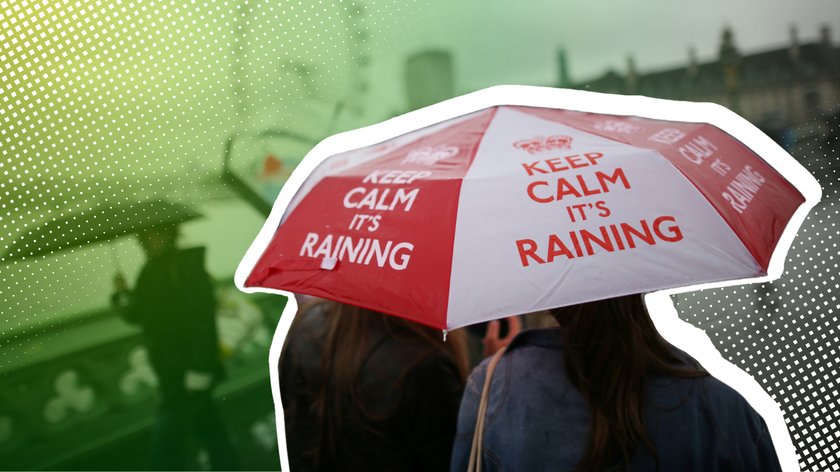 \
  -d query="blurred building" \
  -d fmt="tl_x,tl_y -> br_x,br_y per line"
569,25 -> 840,127
405,50 -> 456,112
